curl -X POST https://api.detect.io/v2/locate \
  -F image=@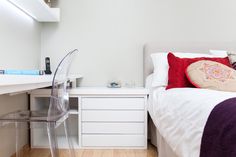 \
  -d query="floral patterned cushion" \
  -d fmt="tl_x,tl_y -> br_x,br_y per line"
186,60 -> 236,92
